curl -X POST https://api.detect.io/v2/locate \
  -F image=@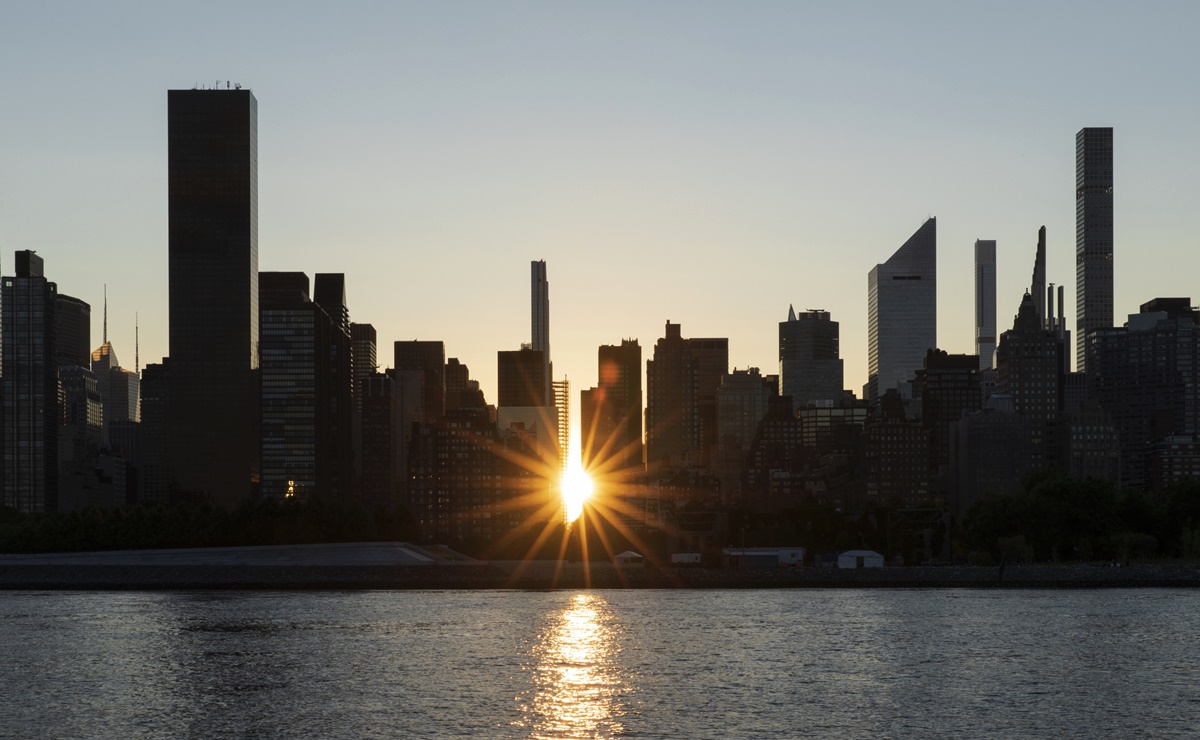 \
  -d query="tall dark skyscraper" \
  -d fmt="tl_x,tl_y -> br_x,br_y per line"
55,294 -> 91,369
974,241 -> 996,371
2,251 -> 59,512
1075,127 -> 1114,371
531,259 -> 550,404
167,88 -> 258,506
